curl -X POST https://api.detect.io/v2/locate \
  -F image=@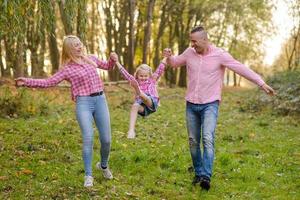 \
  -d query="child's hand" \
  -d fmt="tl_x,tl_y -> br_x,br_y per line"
110,52 -> 118,62
161,57 -> 168,65
116,61 -> 123,69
